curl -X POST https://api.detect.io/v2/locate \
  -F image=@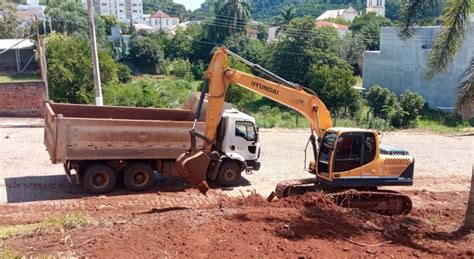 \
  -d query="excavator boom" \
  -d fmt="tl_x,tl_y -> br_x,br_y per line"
176,47 -> 332,194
